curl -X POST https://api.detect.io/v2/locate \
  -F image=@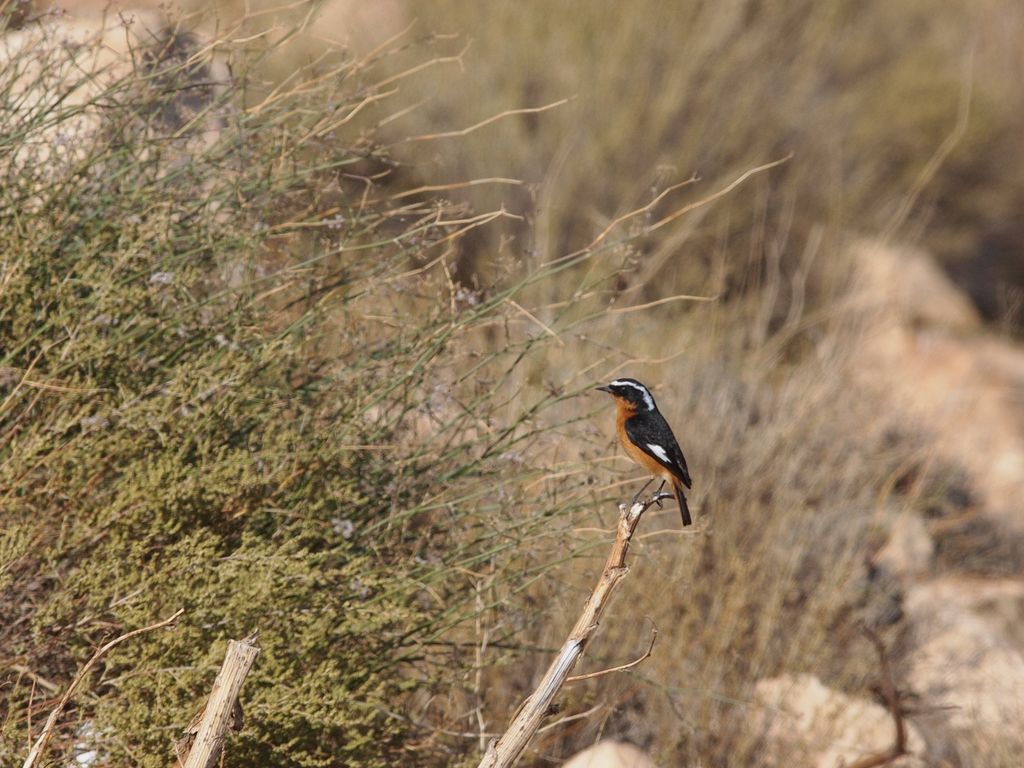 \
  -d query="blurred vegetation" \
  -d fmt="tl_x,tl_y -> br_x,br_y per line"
385,0 -> 1023,330
371,2 -> 1024,764
2,0 -> 1023,766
